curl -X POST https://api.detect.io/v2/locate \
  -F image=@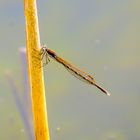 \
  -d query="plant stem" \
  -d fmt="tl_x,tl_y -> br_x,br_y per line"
23,0 -> 50,139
